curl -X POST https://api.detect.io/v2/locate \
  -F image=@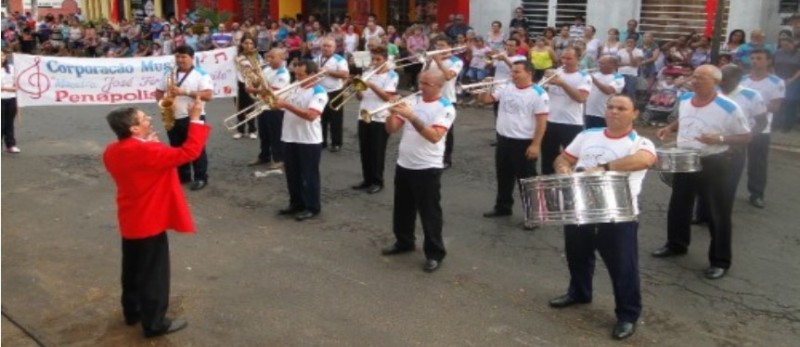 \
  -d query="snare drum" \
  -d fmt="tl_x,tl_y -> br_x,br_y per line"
655,148 -> 702,172
519,172 -> 636,227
